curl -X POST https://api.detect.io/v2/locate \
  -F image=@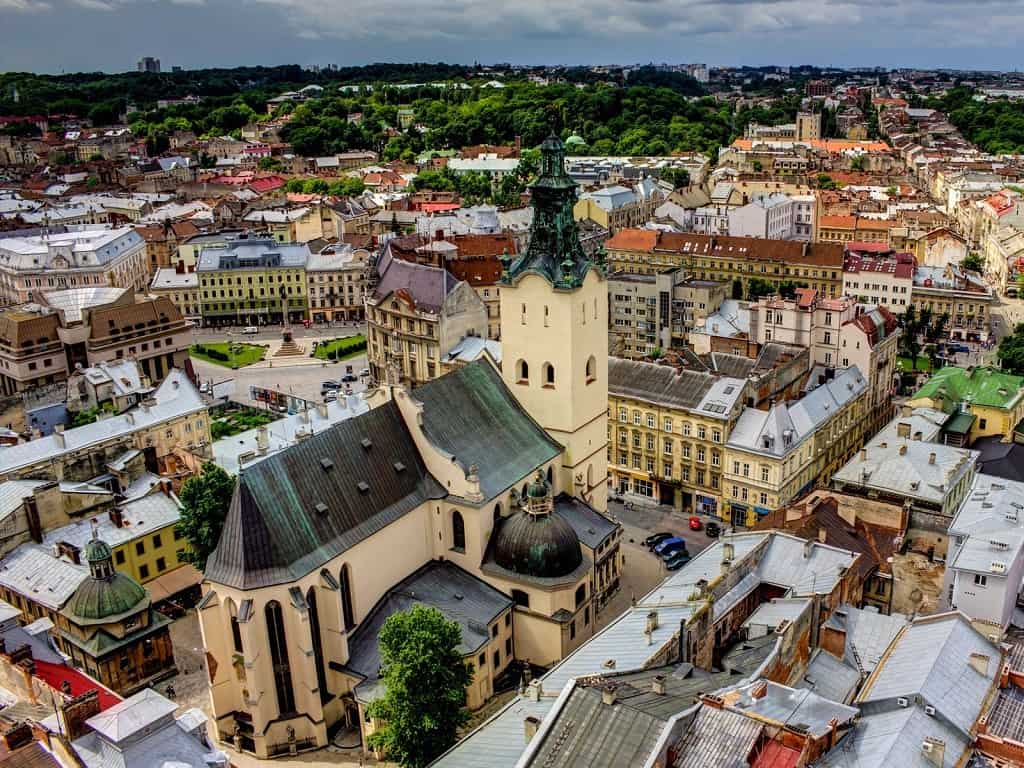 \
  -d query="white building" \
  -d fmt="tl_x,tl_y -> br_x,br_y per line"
728,193 -> 796,240
692,204 -> 731,235
945,475 -> 1024,630
0,225 -> 148,307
